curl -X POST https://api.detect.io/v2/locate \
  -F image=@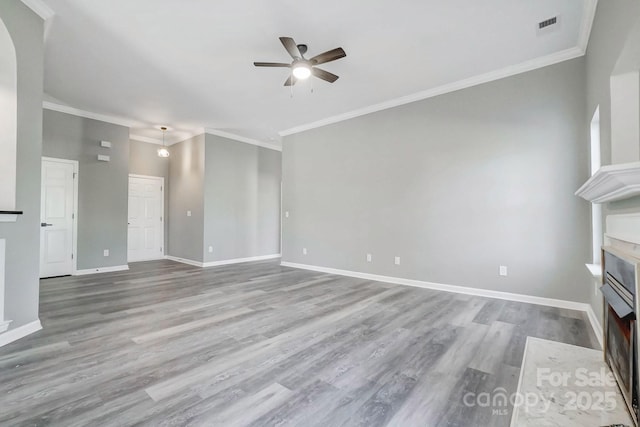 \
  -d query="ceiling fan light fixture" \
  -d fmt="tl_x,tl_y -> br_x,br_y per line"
292,62 -> 311,80
254,37 -> 345,86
